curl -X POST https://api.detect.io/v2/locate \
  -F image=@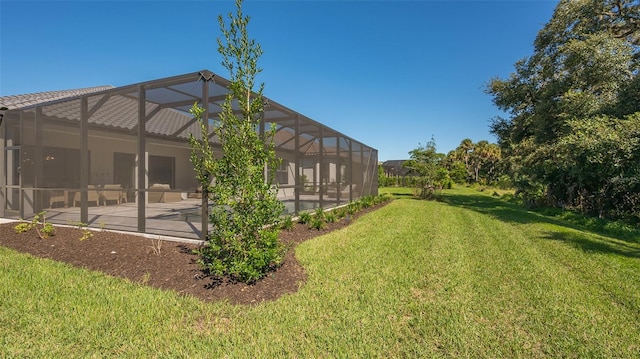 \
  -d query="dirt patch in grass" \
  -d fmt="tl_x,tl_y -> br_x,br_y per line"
0,203 -> 387,305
